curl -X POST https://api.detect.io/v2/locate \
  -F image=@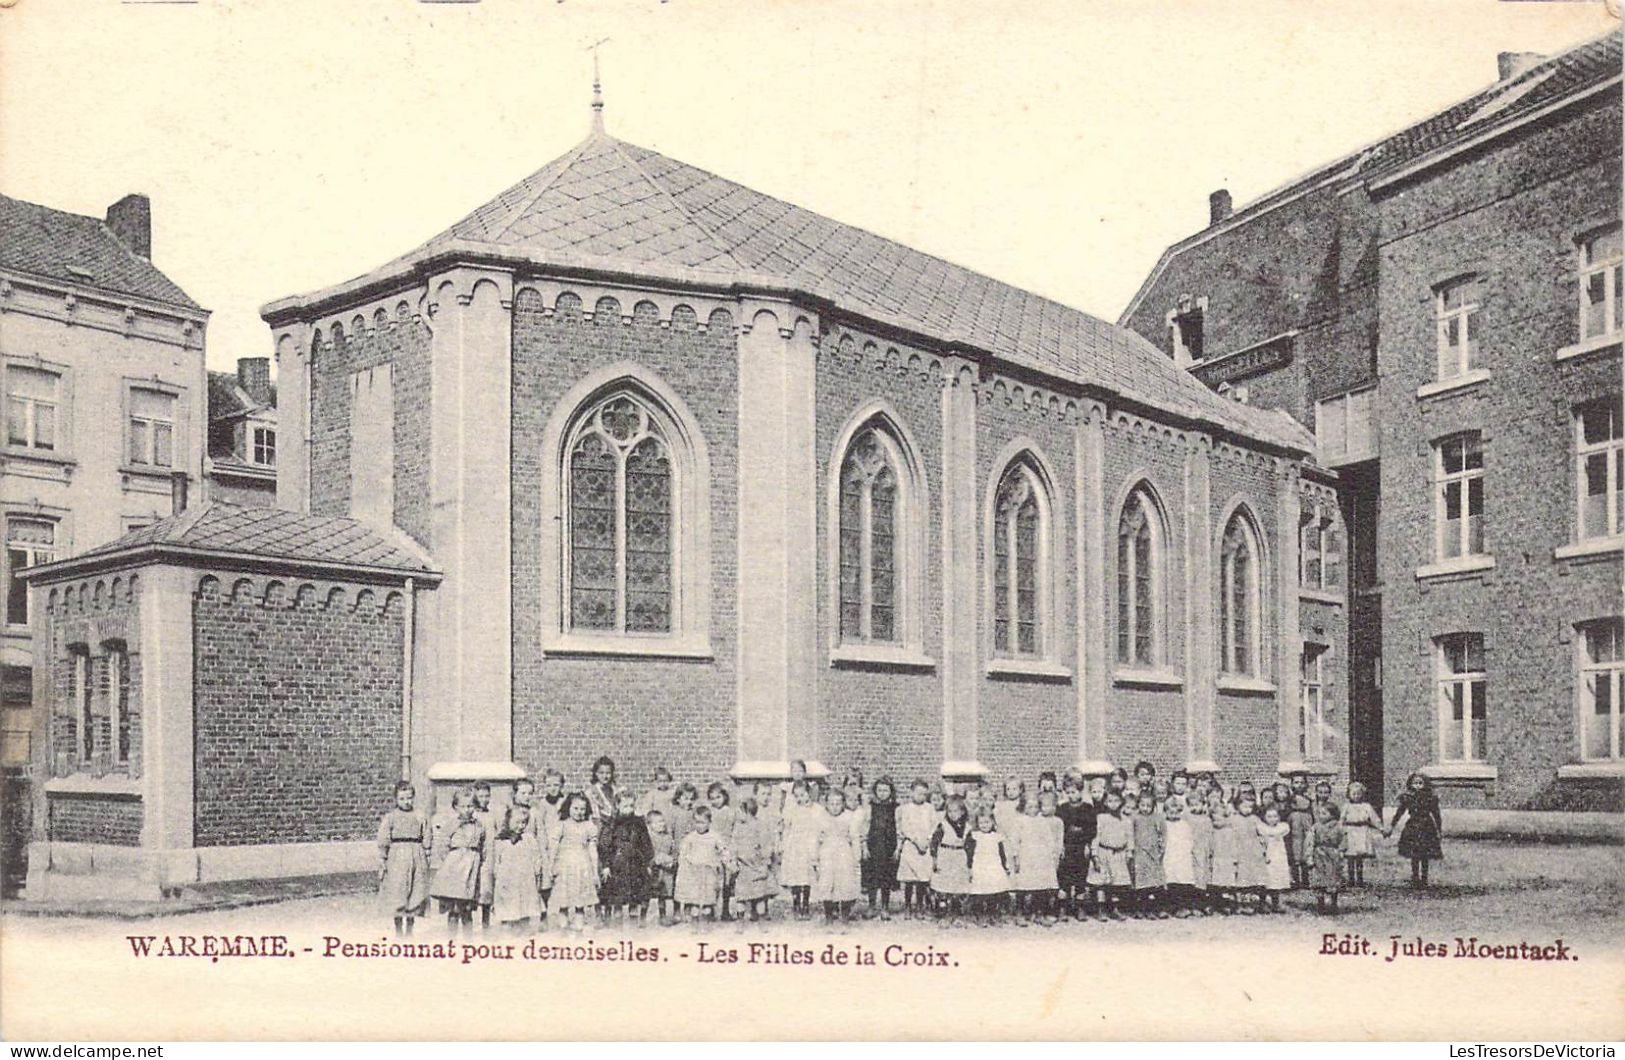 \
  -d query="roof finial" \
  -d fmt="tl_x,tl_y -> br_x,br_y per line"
587,37 -> 610,135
